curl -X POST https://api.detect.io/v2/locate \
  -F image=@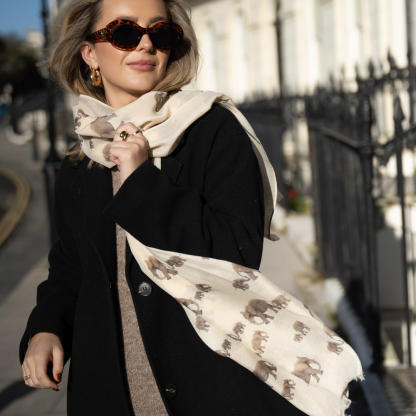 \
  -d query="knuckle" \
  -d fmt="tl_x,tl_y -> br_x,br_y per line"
36,372 -> 46,380
33,353 -> 45,362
